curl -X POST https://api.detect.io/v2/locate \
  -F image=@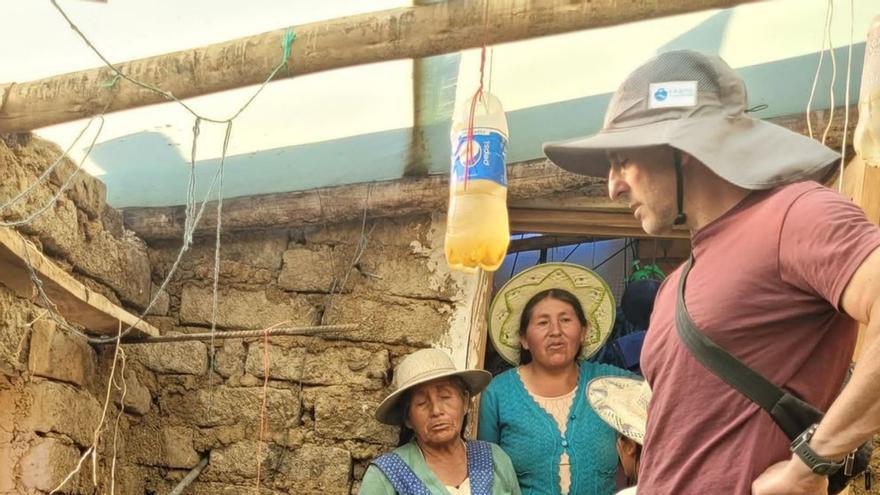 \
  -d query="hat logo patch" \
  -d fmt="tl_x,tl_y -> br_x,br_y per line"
648,81 -> 697,109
